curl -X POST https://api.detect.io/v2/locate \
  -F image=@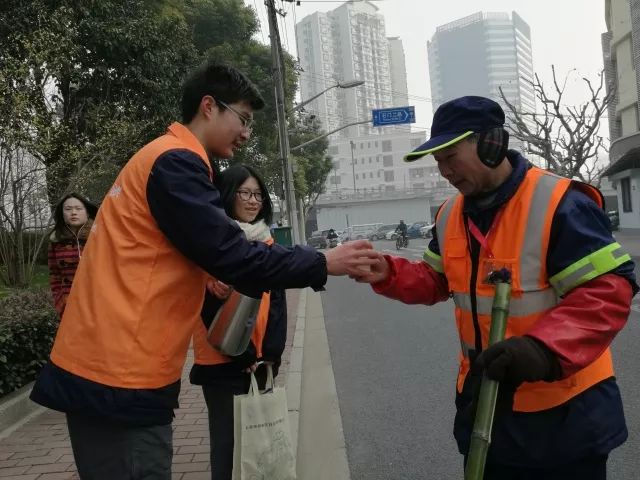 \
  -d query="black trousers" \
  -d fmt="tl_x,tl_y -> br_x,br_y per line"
466,454 -> 608,480
66,413 -> 172,480
201,370 -> 270,480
